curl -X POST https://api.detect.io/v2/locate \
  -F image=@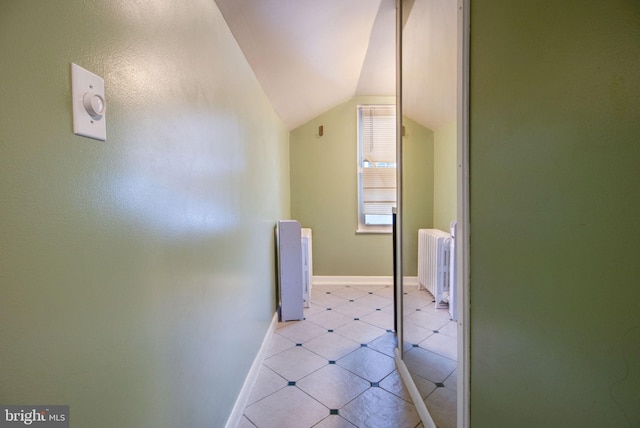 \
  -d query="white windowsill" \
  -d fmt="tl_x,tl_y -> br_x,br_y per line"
356,227 -> 392,235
